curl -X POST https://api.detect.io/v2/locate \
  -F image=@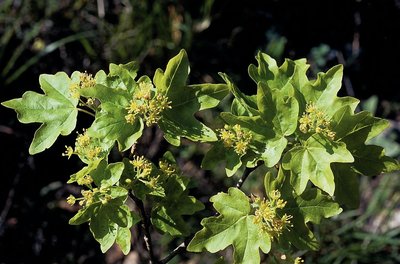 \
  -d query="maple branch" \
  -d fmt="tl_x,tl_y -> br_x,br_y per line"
130,193 -> 159,264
